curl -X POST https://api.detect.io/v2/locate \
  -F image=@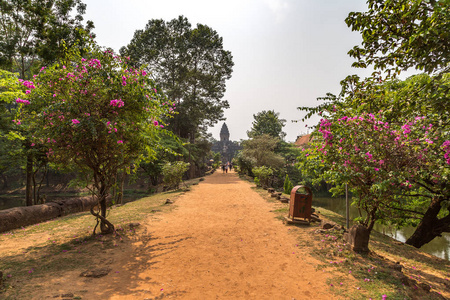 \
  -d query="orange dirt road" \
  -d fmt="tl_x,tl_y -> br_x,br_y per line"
42,171 -> 338,299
